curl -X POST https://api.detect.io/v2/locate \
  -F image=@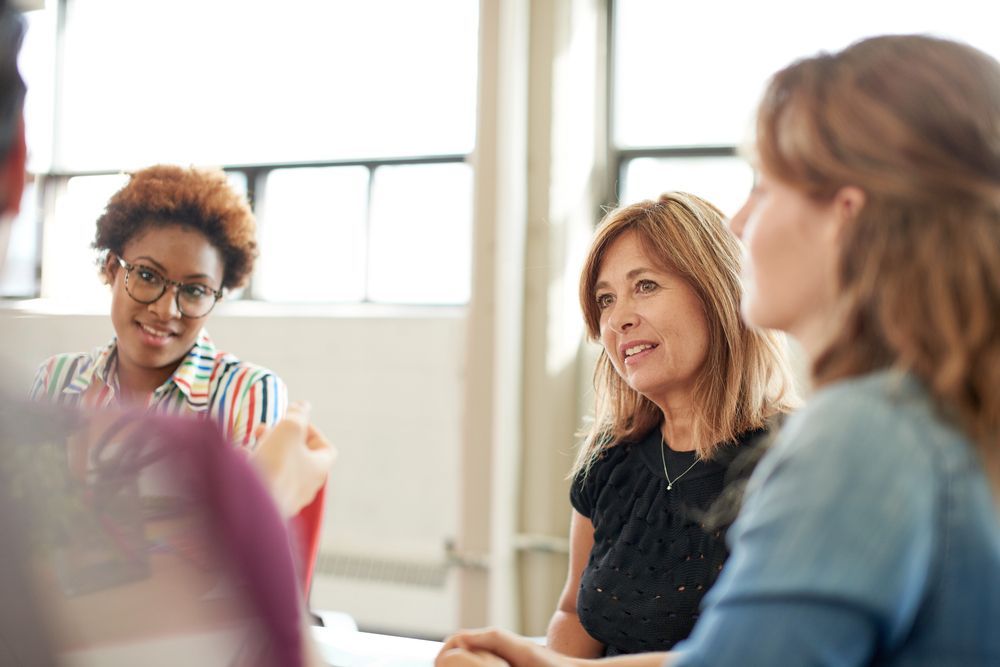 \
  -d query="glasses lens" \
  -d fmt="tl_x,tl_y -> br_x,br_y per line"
126,265 -> 166,303
177,286 -> 217,318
